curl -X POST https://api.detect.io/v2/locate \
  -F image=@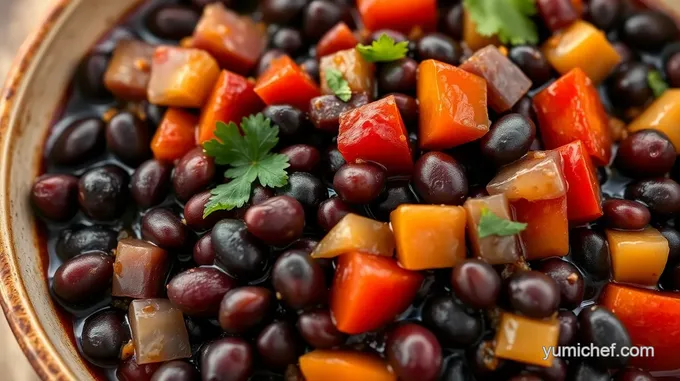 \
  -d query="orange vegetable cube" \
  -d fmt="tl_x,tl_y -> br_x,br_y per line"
629,89 -> 680,153
464,194 -> 521,265
104,40 -> 155,101
316,22 -> 359,59
543,21 -> 622,85
320,49 -> 375,96
606,228 -> 669,286
151,108 -> 197,162
254,55 -> 321,111
463,10 -> 500,51
487,151 -> 567,202
512,196 -> 570,260
147,46 -> 220,108
494,312 -> 560,367
311,213 -> 395,259
391,205 -> 467,270
300,351 -> 396,381
418,59 -> 489,150
357,0 -> 437,34
198,70 -> 263,143
192,3 -> 267,74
